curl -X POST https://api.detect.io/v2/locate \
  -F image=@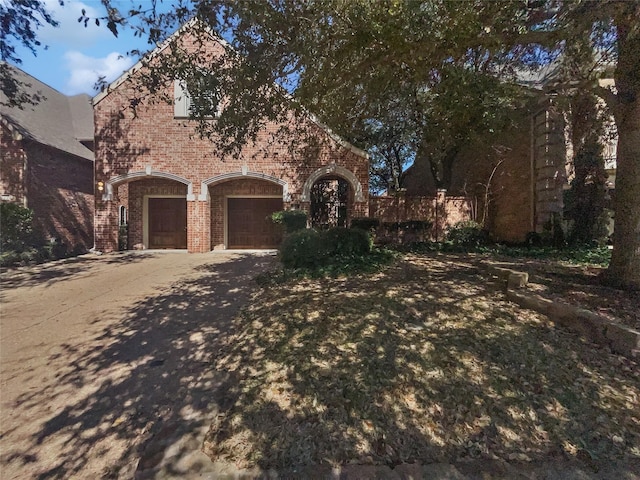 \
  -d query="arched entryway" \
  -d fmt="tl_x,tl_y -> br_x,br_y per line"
301,164 -> 365,229
145,196 -> 187,249
106,171 -> 191,250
